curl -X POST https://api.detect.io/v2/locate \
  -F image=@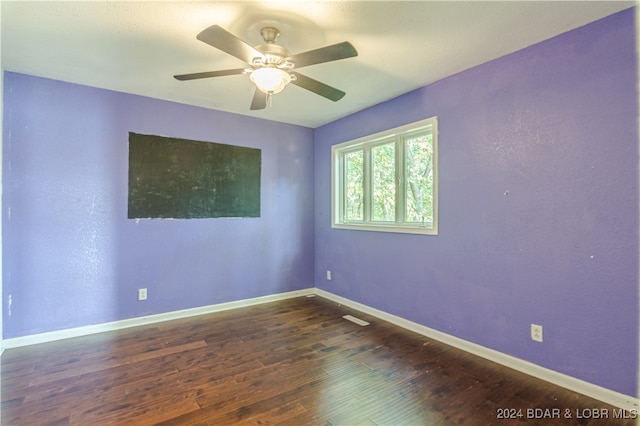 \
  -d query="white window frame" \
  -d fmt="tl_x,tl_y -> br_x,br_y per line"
332,116 -> 438,235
